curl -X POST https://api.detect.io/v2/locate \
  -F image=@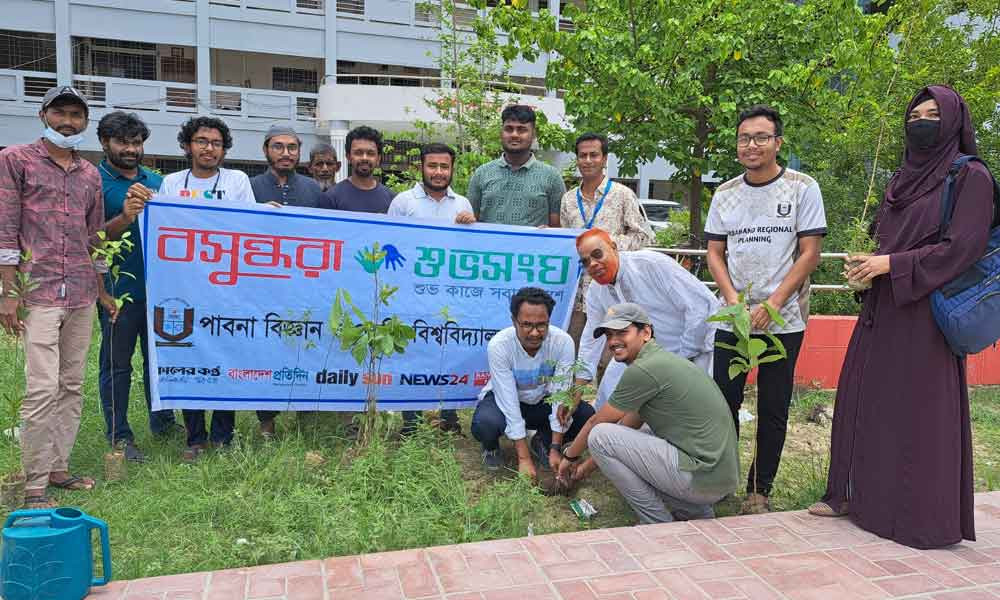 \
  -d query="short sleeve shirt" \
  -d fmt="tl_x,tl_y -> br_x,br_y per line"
467,155 -> 566,226
250,171 -> 324,208
99,162 -> 163,301
609,340 -> 740,496
321,179 -> 393,213
704,167 -> 826,333
159,168 -> 256,203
